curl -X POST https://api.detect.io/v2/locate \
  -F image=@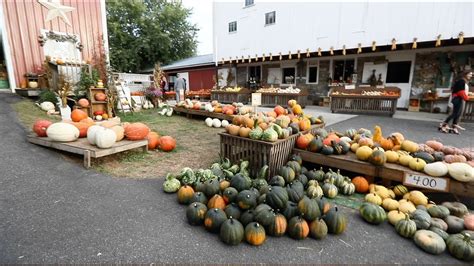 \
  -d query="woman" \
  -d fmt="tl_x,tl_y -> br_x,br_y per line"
439,70 -> 472,134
